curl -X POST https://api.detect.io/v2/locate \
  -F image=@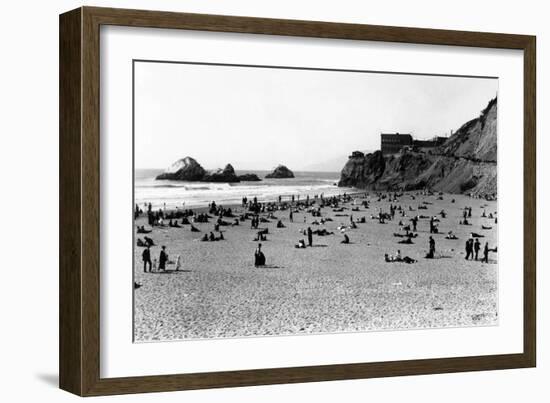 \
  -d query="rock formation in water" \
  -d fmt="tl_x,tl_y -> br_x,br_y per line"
237,173 -> 262,182
338,97 -> 497,198
156,158 -> 262,183
156,156 -> 207,181
202,164 -> 240,183
265,165 -> 295,179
